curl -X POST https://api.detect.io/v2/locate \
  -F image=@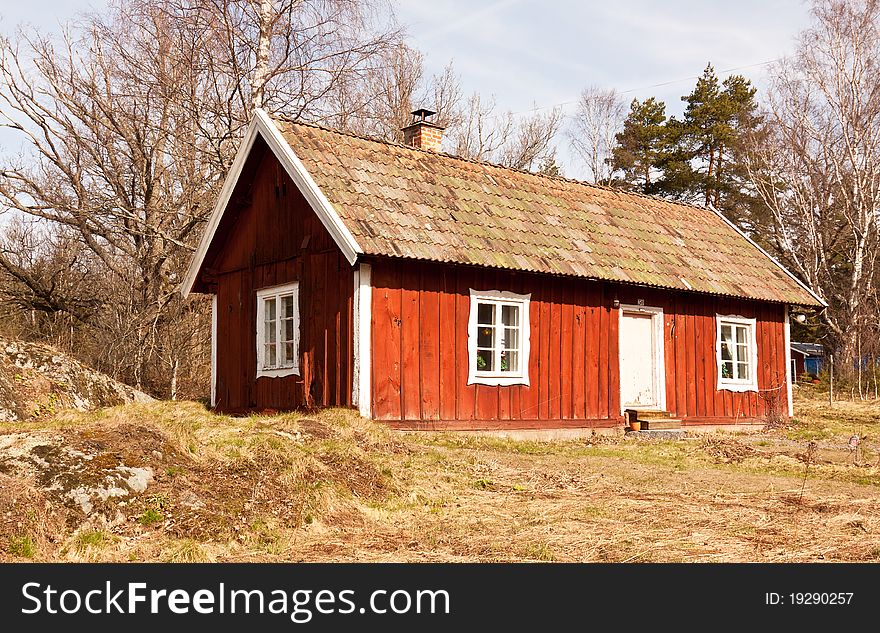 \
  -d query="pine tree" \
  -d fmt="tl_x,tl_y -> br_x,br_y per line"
661,64 -> 761,222
611,97 -> 668,193
537,152 -> 563,177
